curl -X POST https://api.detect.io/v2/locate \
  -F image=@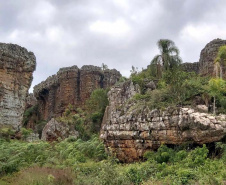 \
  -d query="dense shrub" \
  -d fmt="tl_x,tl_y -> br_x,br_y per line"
0,140 -> 226,184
